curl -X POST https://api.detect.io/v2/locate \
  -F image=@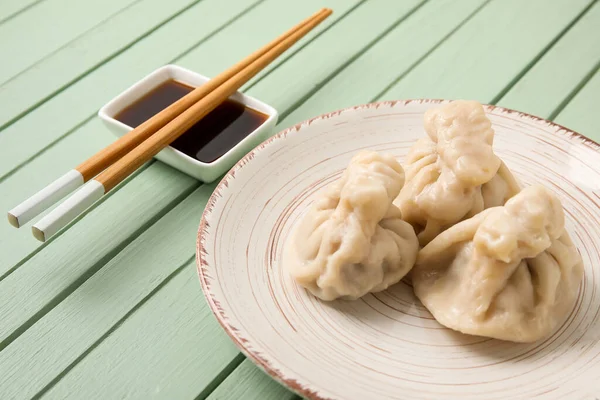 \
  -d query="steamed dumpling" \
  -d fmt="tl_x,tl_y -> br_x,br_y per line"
413,185 -> 584,342
285,151 -> 419,301
395,100 -> 520,246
